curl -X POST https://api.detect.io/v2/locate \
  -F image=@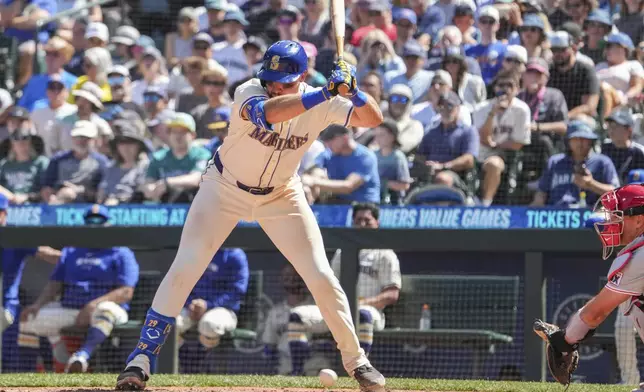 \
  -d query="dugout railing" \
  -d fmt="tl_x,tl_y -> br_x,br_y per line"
0,226 -> 600,381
